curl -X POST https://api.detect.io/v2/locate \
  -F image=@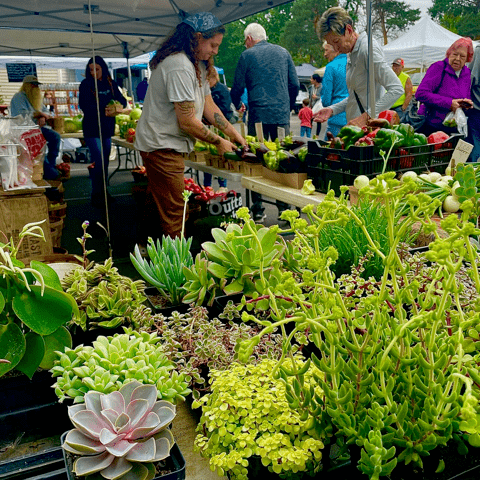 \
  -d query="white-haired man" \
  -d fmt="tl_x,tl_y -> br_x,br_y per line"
10,75 -> 61,180
230,23 -> 300,222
